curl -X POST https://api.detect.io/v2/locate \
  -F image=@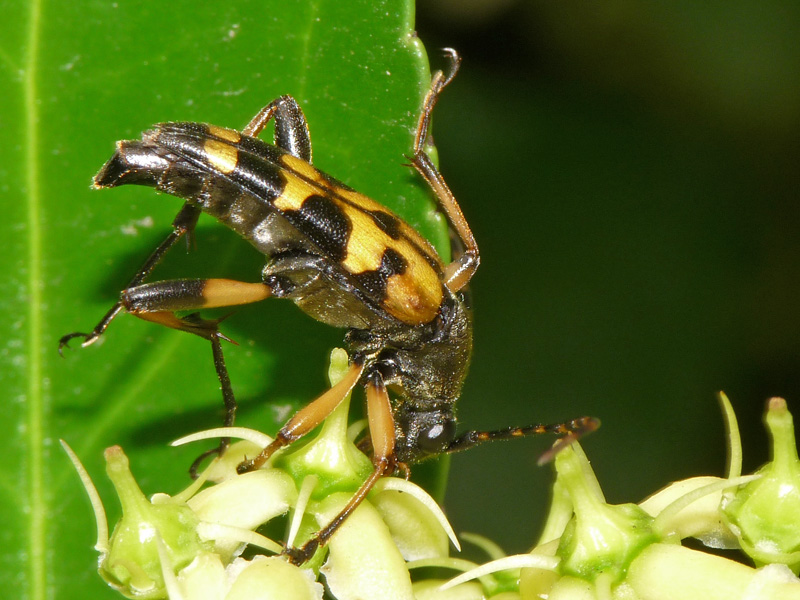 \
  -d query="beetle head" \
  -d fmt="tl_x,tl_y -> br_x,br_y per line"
393,404 -> 457,464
